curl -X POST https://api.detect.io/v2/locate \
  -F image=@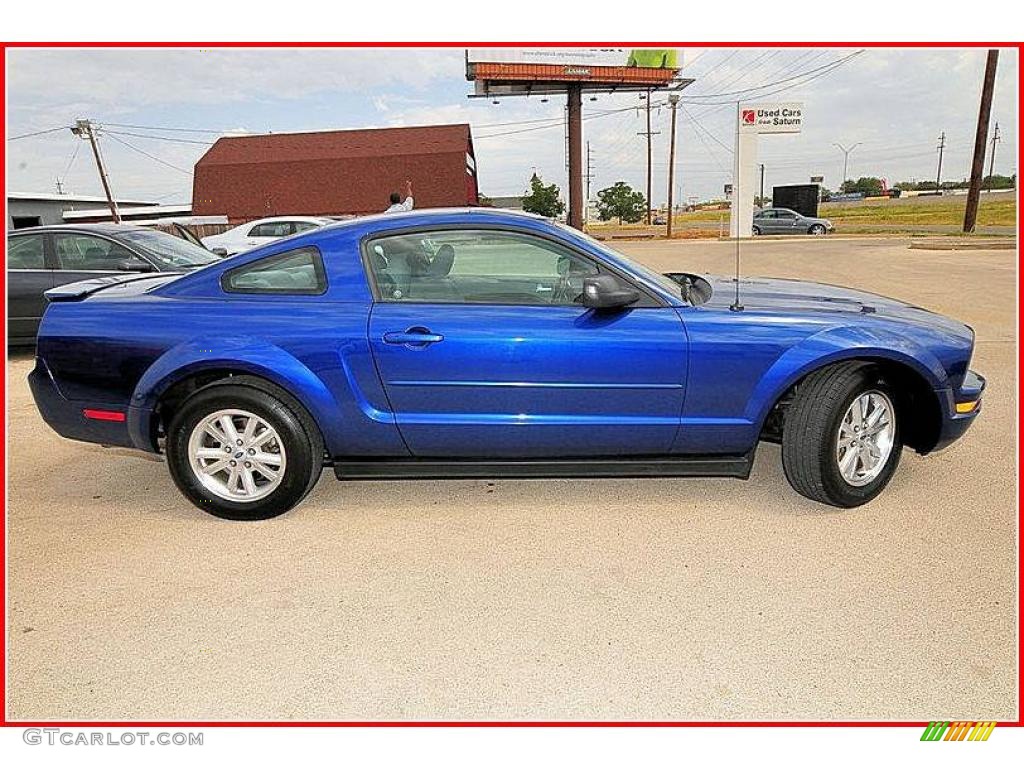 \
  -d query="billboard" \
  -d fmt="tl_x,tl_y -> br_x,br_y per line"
465,48 -> 684,94
739,103 -> 804,134
467,48 -> 680,69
